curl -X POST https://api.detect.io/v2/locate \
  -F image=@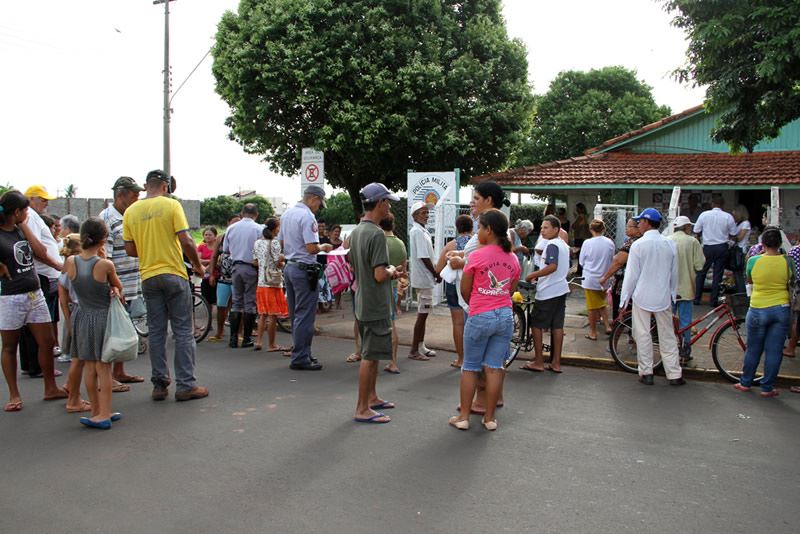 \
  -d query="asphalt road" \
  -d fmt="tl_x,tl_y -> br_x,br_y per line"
1,333 -> 798,534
